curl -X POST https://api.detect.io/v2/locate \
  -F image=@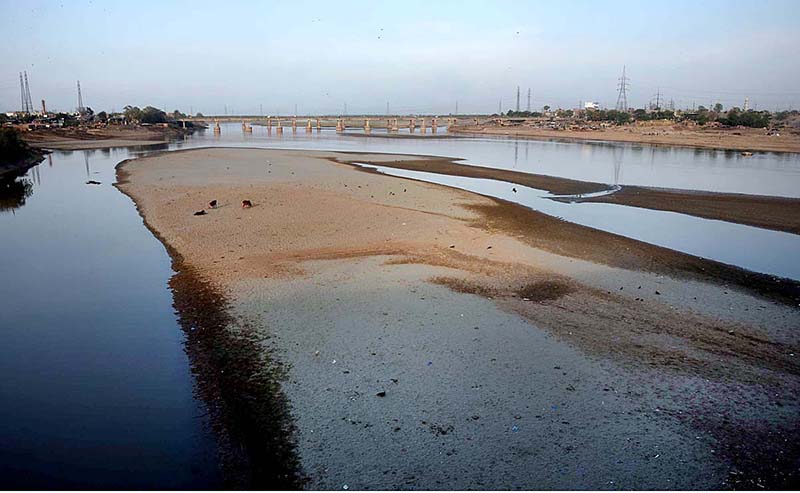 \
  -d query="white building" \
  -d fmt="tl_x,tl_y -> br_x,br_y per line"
584,102 -> 600,110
